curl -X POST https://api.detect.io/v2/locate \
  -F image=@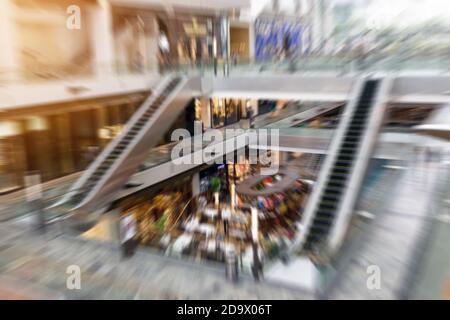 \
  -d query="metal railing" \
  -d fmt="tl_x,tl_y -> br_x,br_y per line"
2,54 -> 450,86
